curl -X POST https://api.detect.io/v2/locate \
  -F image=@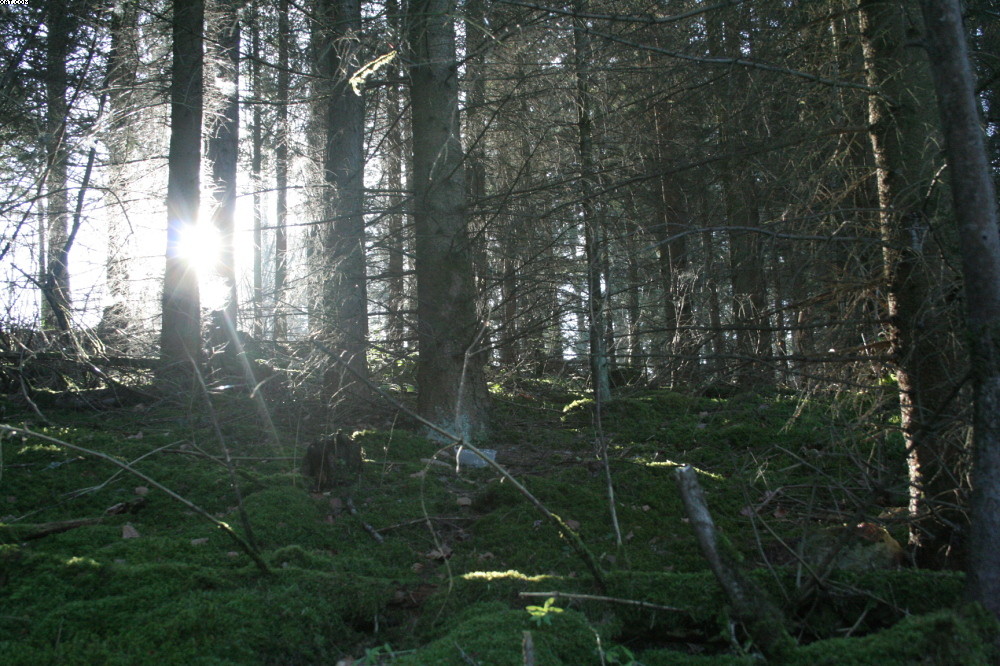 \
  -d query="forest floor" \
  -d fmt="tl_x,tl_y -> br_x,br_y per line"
0,378 -> 997,664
